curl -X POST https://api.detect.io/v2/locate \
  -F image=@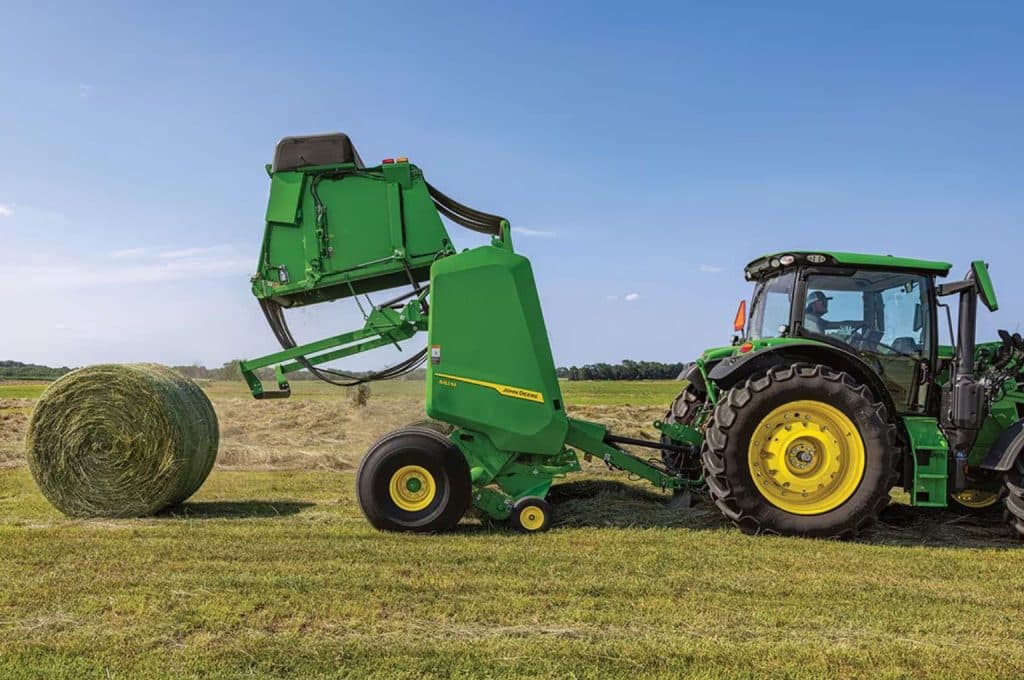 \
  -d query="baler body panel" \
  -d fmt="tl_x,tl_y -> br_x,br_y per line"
255,162 -> 452,308
426,245 -> 568,454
